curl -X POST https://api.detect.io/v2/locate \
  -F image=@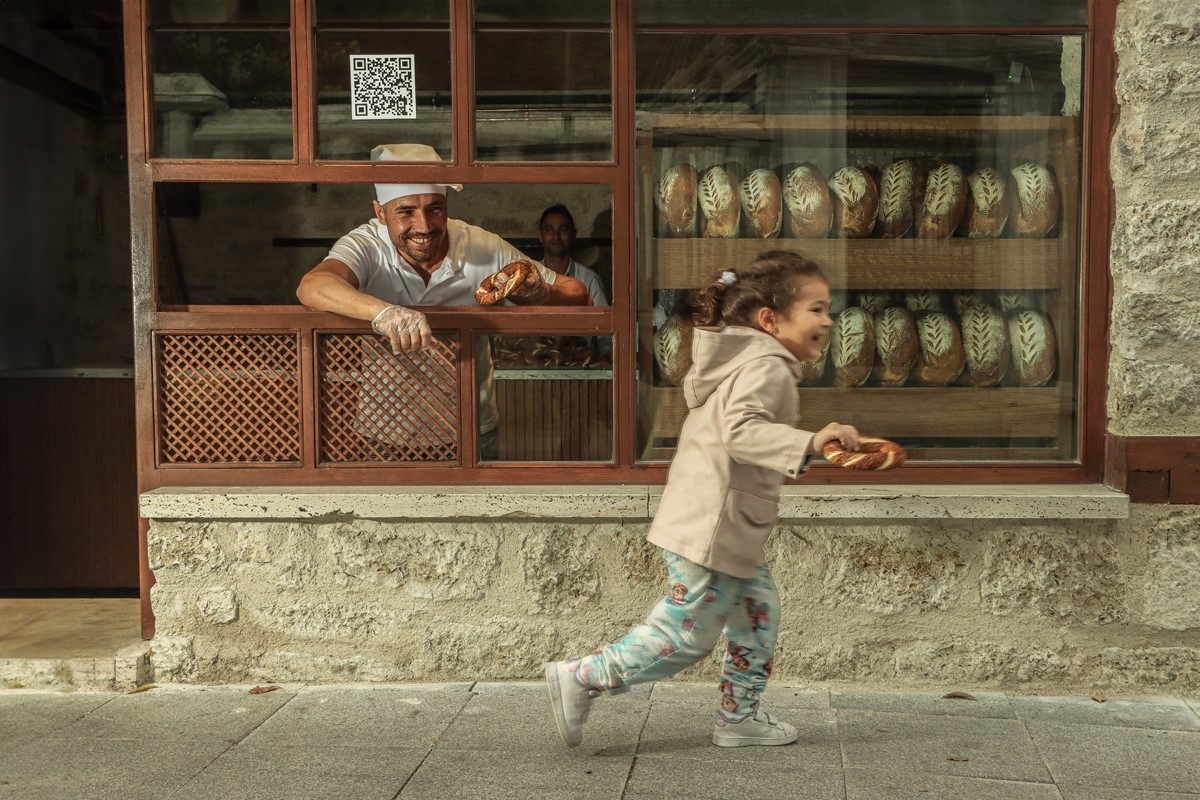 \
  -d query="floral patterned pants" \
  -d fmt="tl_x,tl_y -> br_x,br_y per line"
572,548 -> 780,720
